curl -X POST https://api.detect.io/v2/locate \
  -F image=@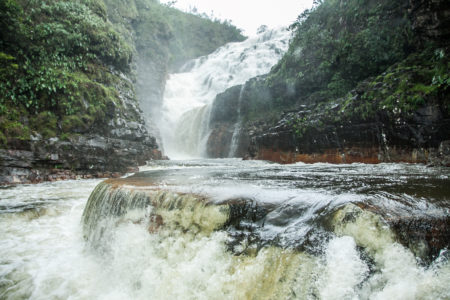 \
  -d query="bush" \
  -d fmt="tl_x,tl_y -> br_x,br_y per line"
0,0 -> 133,117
